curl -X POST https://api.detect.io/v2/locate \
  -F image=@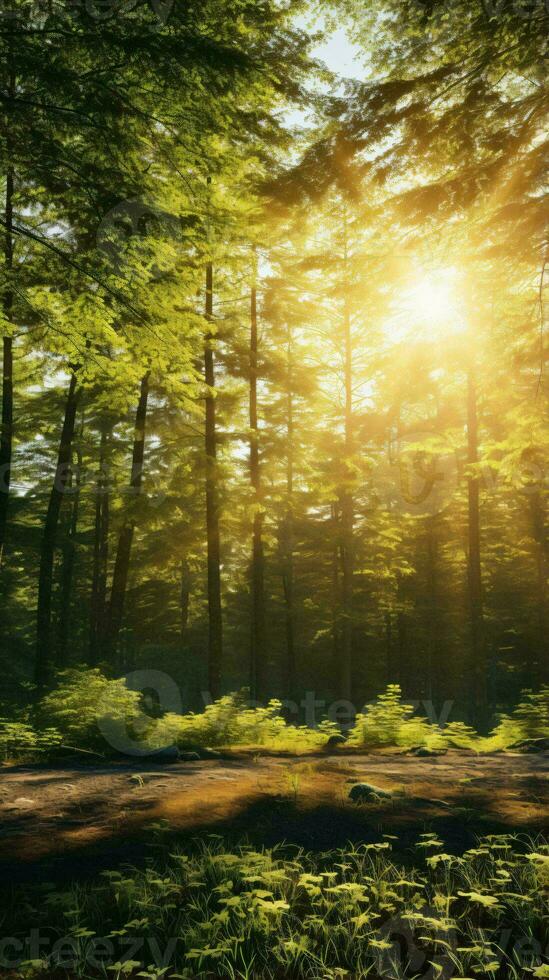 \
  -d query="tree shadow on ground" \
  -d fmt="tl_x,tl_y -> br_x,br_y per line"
1,777 -> 546,890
